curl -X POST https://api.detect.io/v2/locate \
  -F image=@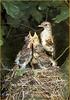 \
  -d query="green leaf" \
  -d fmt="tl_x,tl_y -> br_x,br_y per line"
31,8 -> 43,23
2,2 -> 20,19
52,6 -> 69,23
38,2 -> 50,11
7,15 -> 21,28
0,26 -> 3,46
0,40 -> 3,46
61,57 -> 69,75
14,2 -> 31,11
15,69 -> 26,76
